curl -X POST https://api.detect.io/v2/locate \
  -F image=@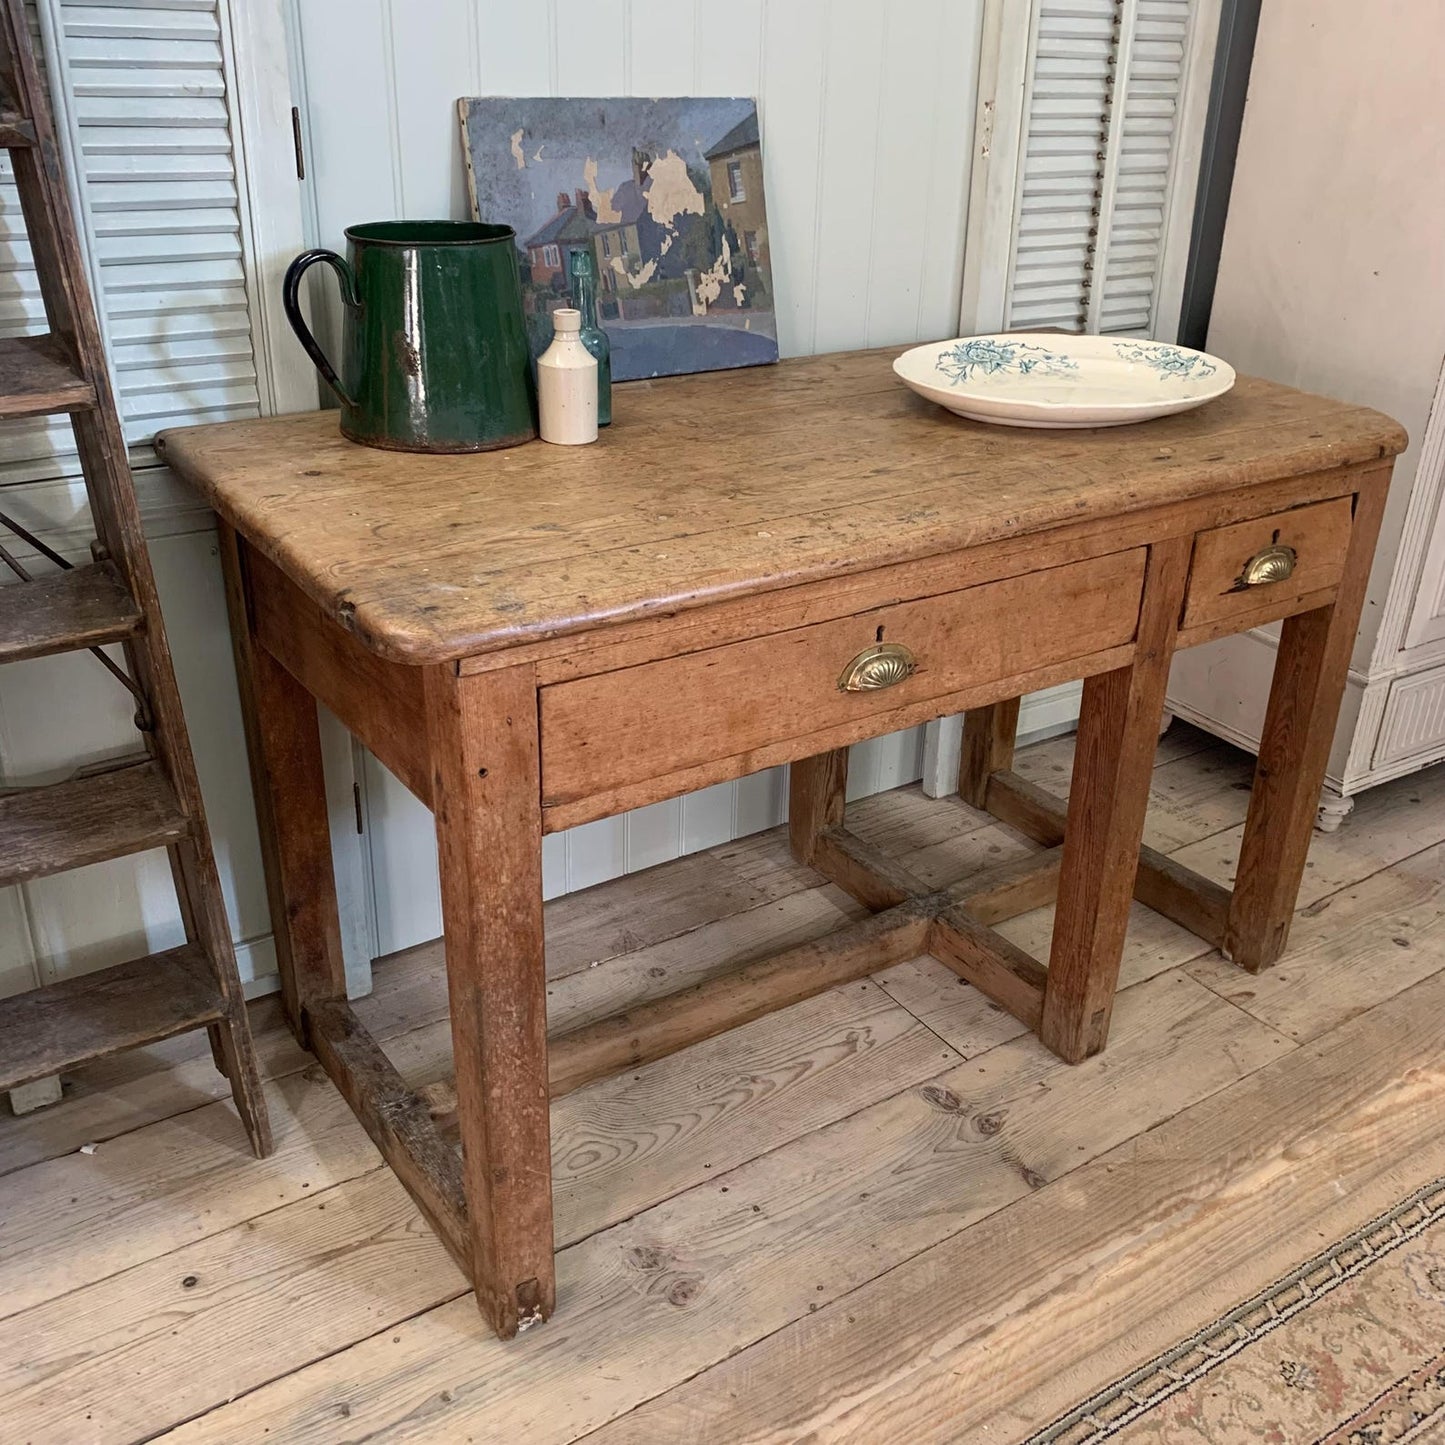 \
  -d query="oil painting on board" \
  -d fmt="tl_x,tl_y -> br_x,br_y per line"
458,96 -> 778,382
